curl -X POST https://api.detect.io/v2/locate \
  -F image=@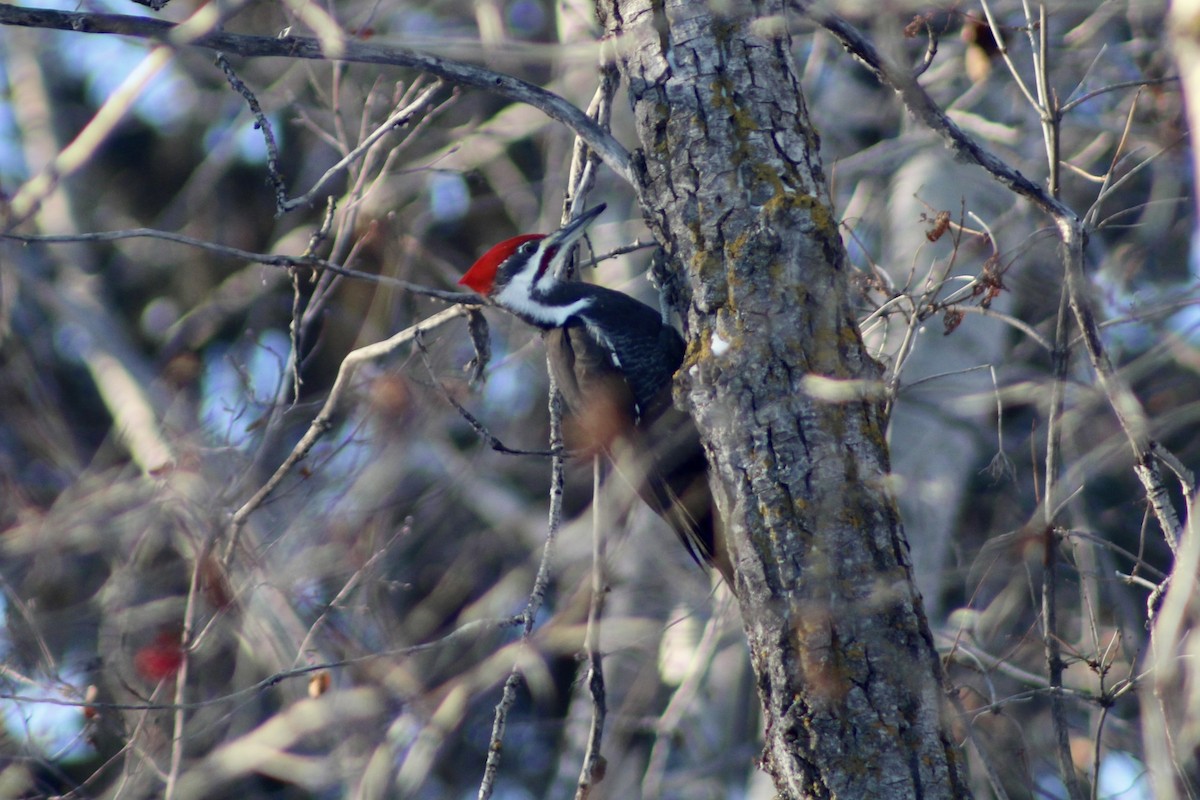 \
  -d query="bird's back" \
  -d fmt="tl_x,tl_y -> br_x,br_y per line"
542,302 -> 729,580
